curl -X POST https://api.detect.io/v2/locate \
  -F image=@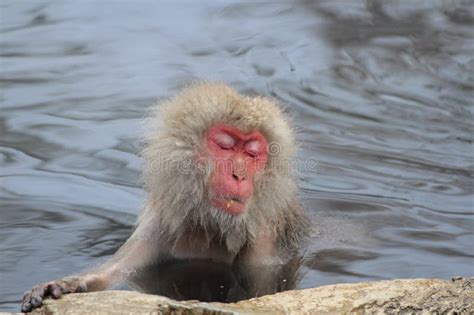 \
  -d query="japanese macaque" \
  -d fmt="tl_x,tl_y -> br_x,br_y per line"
21,83 -> 310,312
